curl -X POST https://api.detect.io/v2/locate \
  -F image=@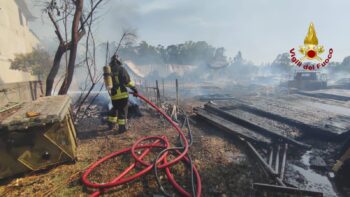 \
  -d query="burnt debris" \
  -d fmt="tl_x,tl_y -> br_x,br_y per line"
195,88 -> 350,196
